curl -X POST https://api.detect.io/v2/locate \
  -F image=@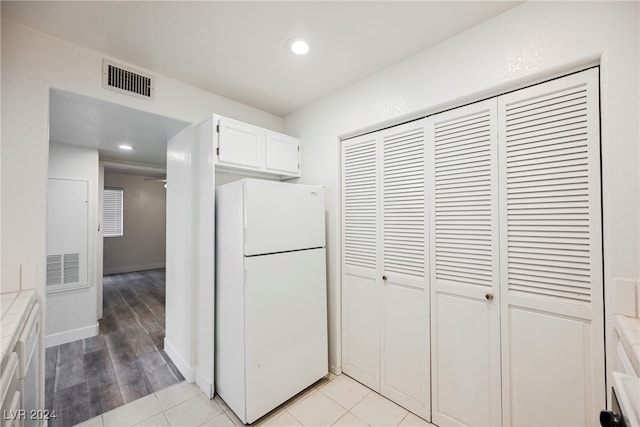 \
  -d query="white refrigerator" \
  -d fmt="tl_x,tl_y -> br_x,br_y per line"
215,178 -> 328,424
